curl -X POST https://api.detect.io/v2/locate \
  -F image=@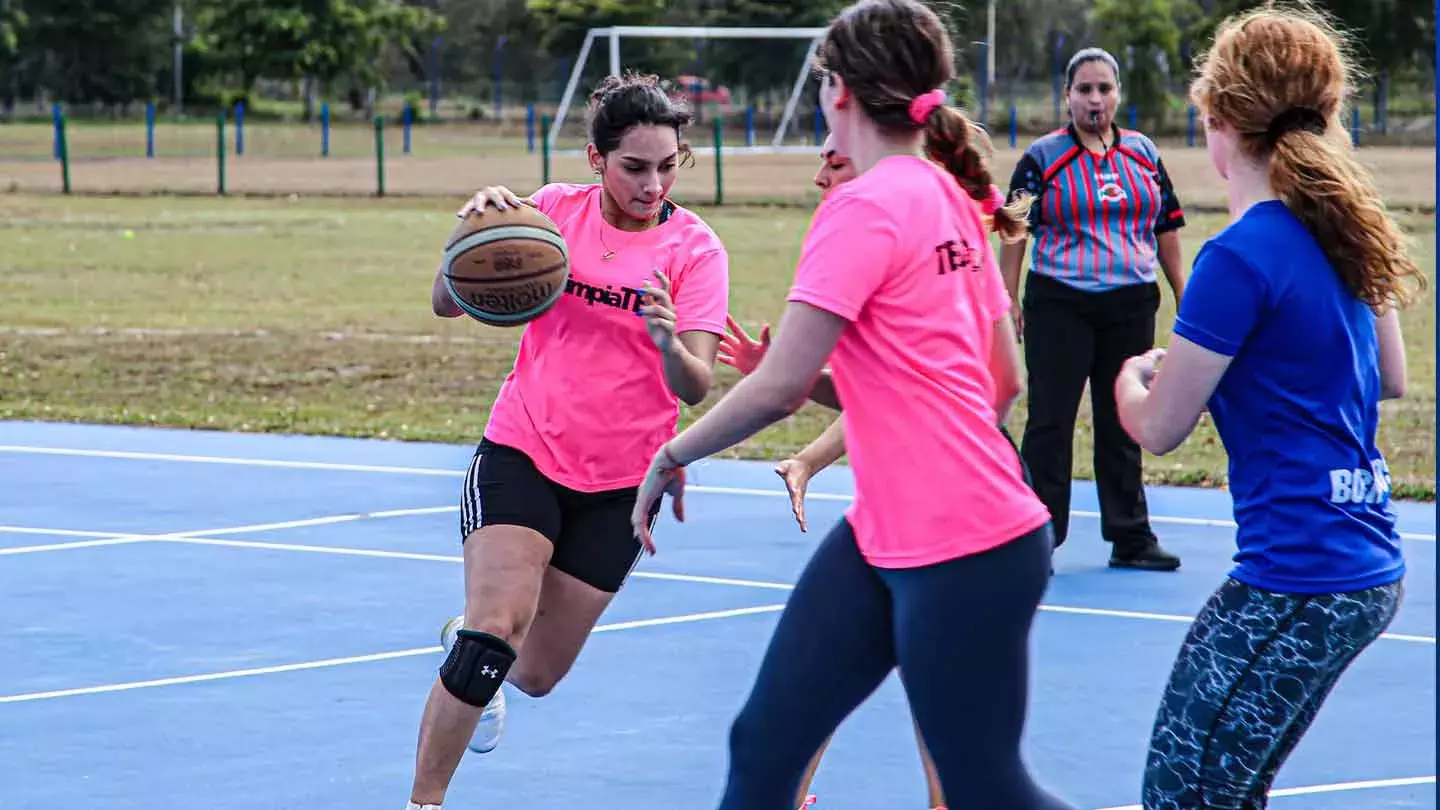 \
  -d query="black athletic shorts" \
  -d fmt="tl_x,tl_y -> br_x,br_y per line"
458,438 -> 662,593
